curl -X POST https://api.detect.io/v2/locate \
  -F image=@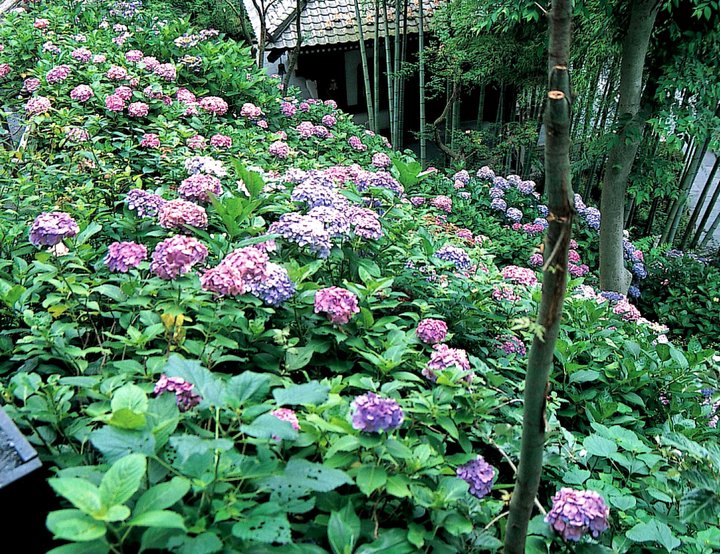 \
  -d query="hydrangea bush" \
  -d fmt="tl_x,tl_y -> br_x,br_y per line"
0,2 -> 718,553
